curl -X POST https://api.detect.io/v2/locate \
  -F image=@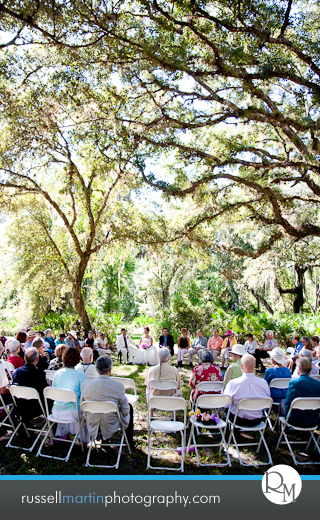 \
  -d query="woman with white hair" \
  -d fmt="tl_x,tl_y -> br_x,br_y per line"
75,347 -> 98,380
7,339 -> 24,369
144,347 -> 182,400
292,348 -> 319,379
